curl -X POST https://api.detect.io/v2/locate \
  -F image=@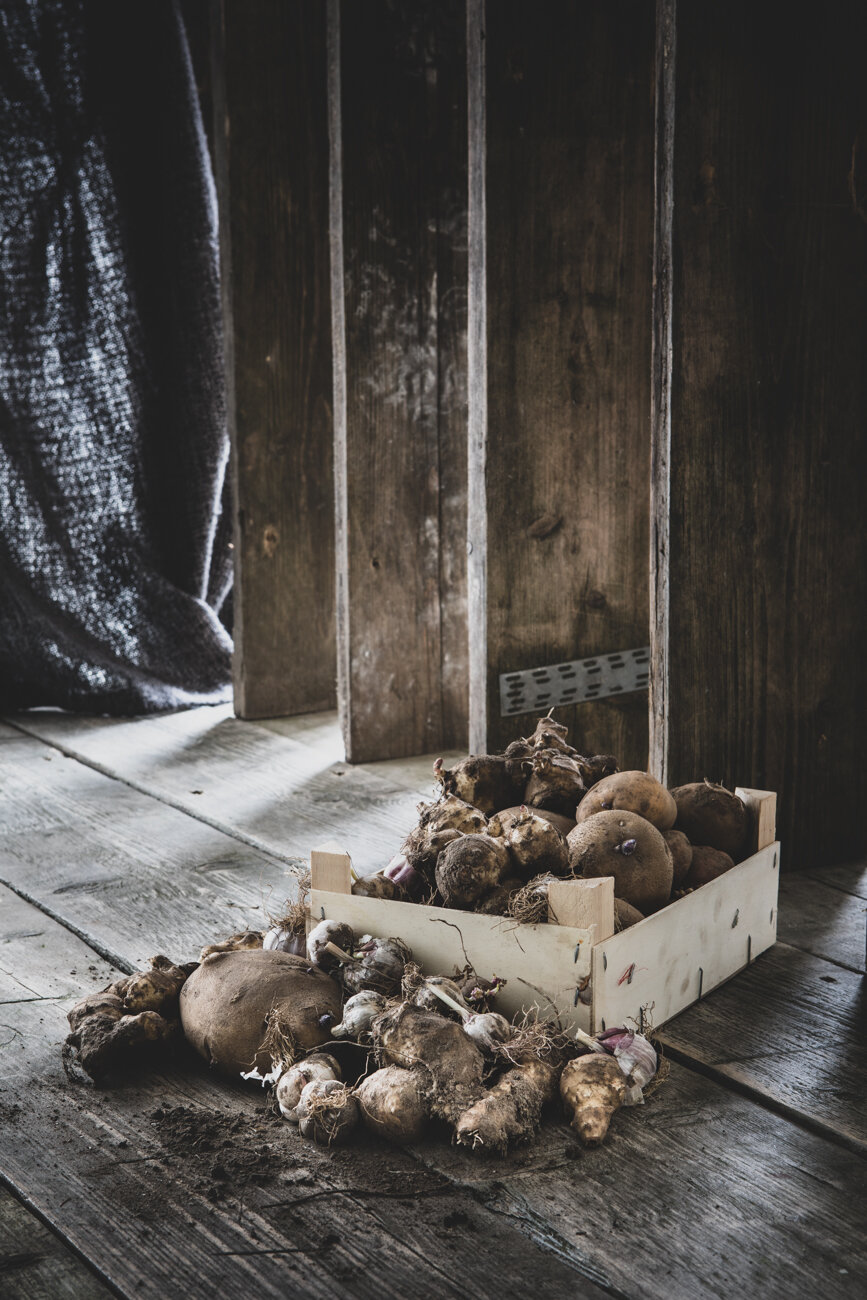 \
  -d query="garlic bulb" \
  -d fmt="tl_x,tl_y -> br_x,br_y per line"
276,1054 -> 341,1121
306,919 -> 354,971
462,1011 -> 512,1054
341,936 -> 411,997
263,925 -> 306,956
593,1027 -> 658,1106
331,990 -> 387,1040
296,1078 -> 359,1146
407,975 -> 471,1017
